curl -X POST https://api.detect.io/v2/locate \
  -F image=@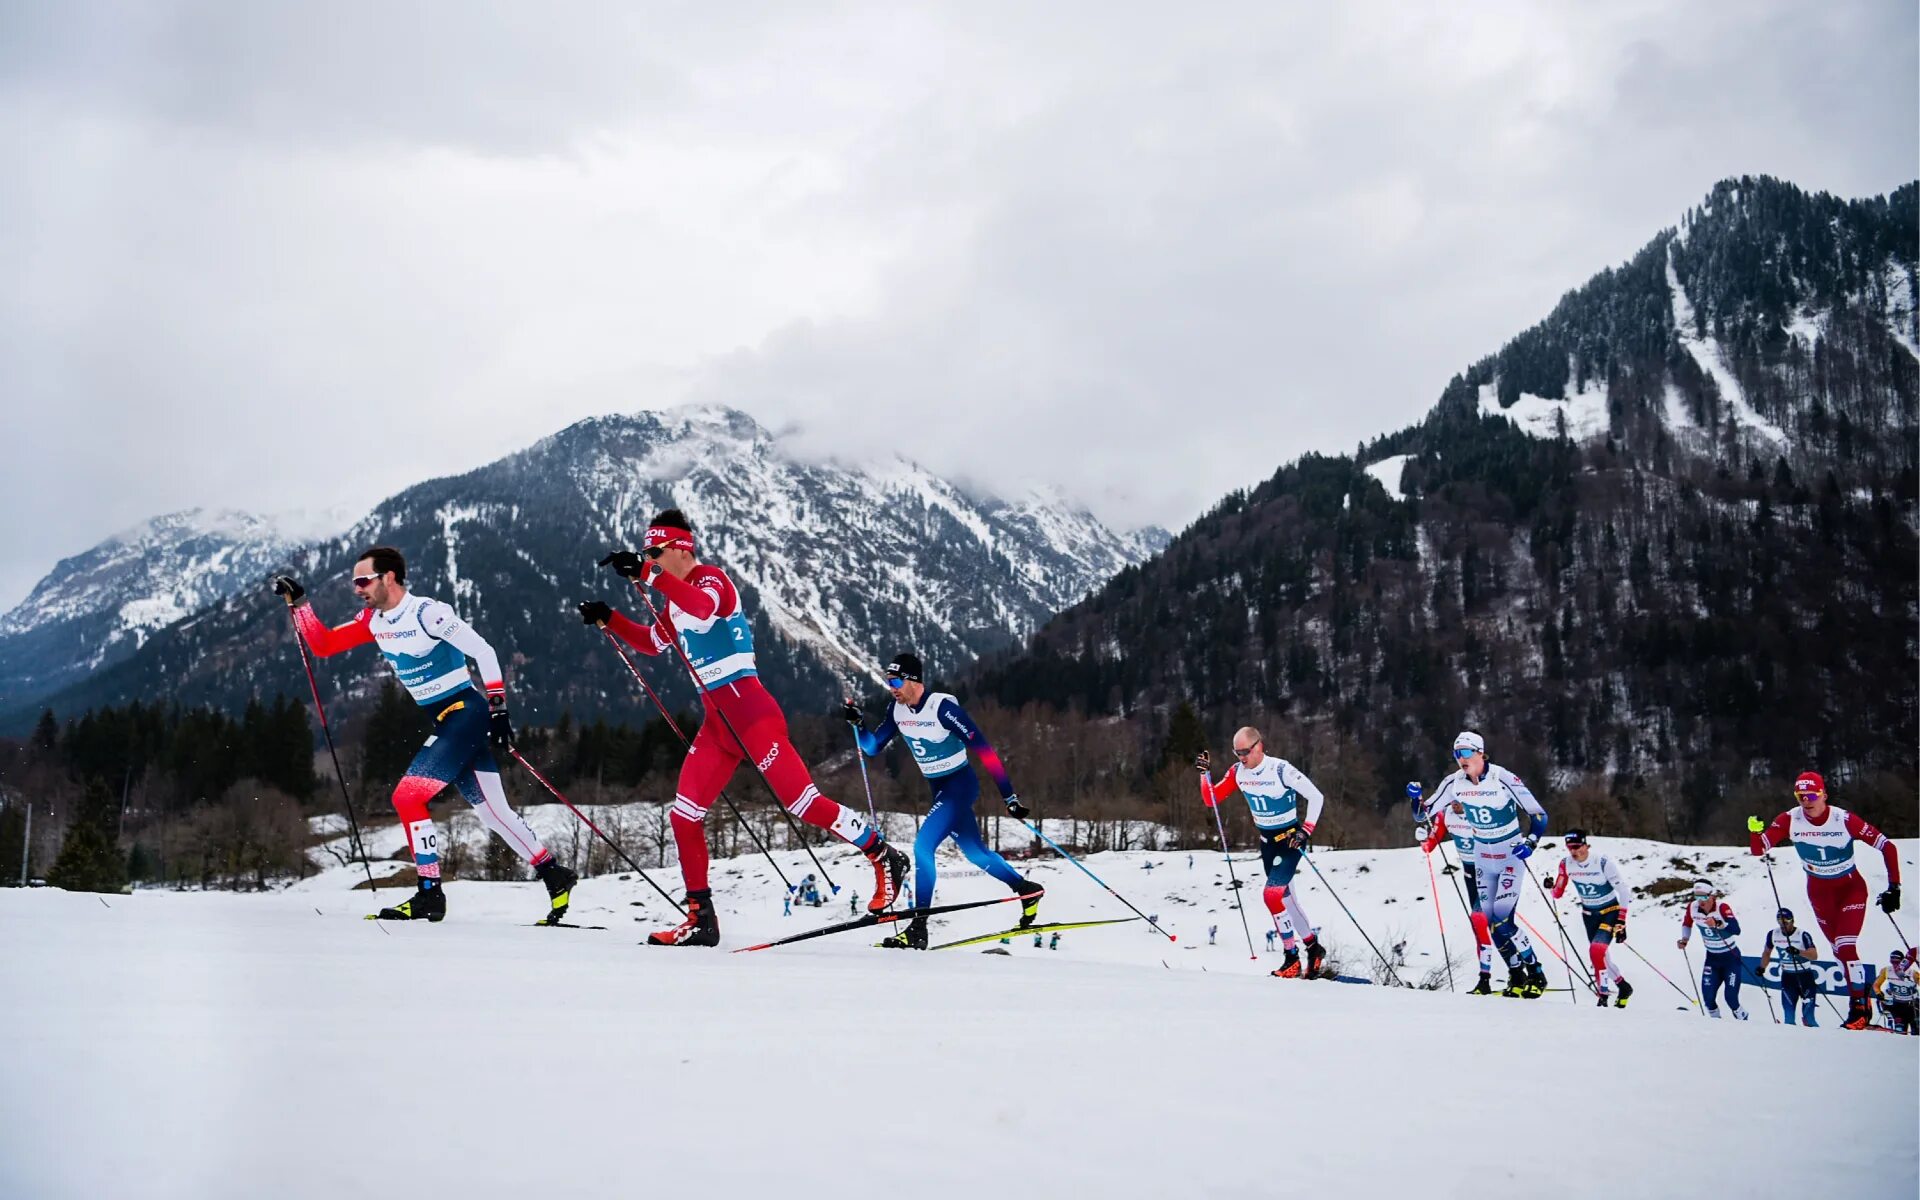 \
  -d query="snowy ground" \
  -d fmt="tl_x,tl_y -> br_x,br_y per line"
2,828 -> 1914,1199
